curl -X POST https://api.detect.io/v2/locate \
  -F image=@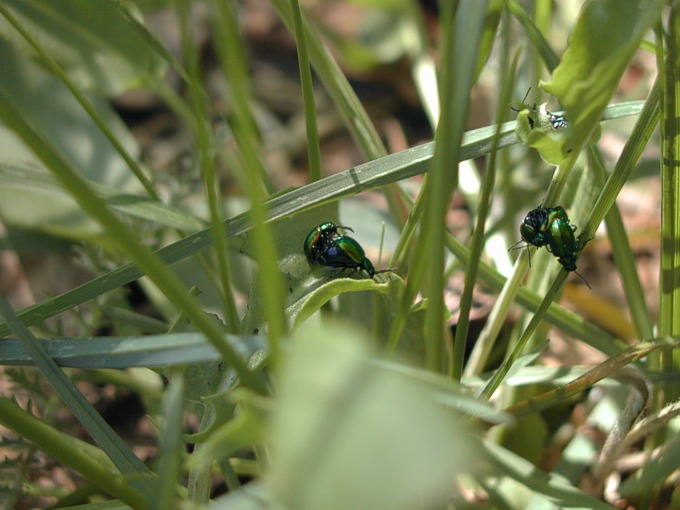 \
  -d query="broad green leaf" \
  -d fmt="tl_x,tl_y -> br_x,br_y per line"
0,41 -> 143,238
188,389 -> 270,470
542,0 -> 665,153
513,104 -> 571,165
268,322 -> 476,510
0,164 -> 207,232
0,0 -> 166,95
